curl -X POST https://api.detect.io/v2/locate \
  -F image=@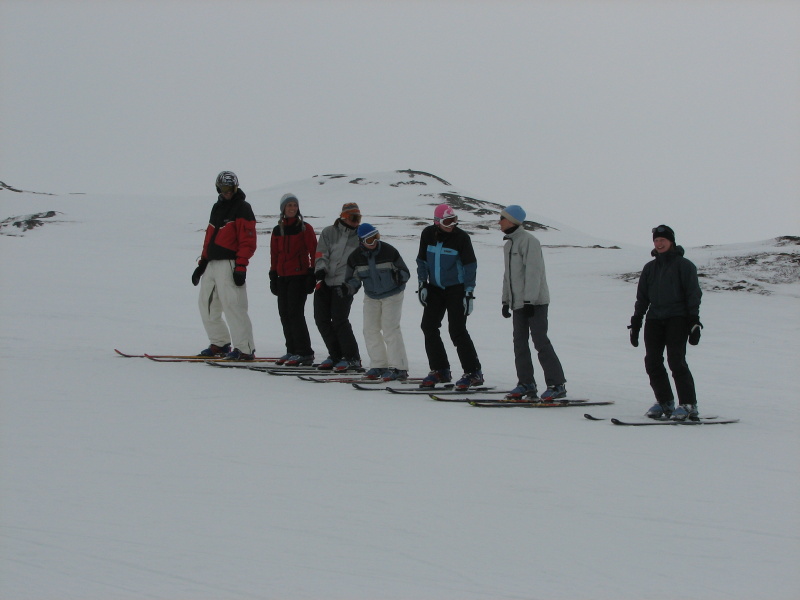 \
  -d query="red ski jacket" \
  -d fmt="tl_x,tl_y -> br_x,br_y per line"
270,217 -> 317,277
201,189 -> 257,272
